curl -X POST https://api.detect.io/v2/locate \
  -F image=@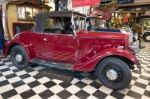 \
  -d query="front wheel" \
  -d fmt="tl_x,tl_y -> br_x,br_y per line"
96,57 -> 131,90
10,45 -> 29,69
